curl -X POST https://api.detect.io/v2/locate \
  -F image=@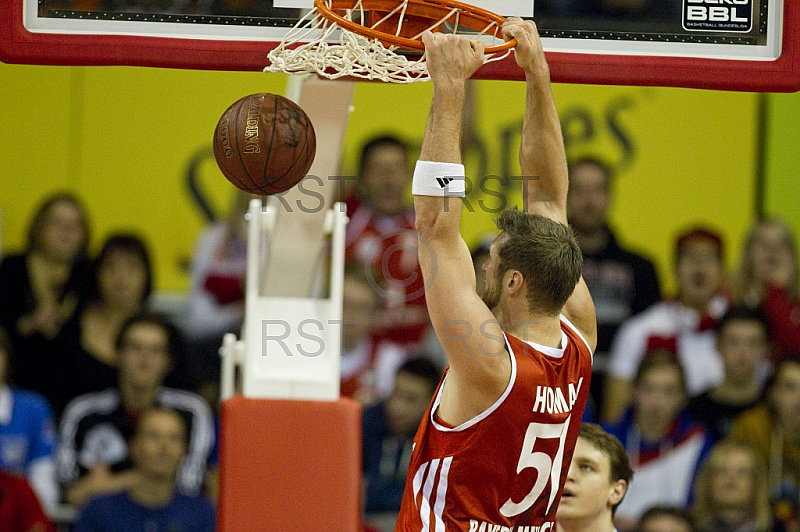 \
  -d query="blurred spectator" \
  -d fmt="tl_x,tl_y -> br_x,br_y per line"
179,190 -> 253,395
730,356 -> 800,531
57,313 -> 214,507
604,227 -> 727,423
0,193 -> 91,411
340,262 -> 383,402
74,407 -> 215,532
0,470 -> 56,532
688,306 -> 771,442
362,358 -> 441,531
57,234 -> 153,412
692,439 -> 784,532
604,351 -> 712,530
566,157 -> 661,410
734,219 -> 800,362
345,136 -> 429,355
0,326 -> 58,515
556,423 -> 633,532
339,261 -> 433,403
638,506 -> 695,532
